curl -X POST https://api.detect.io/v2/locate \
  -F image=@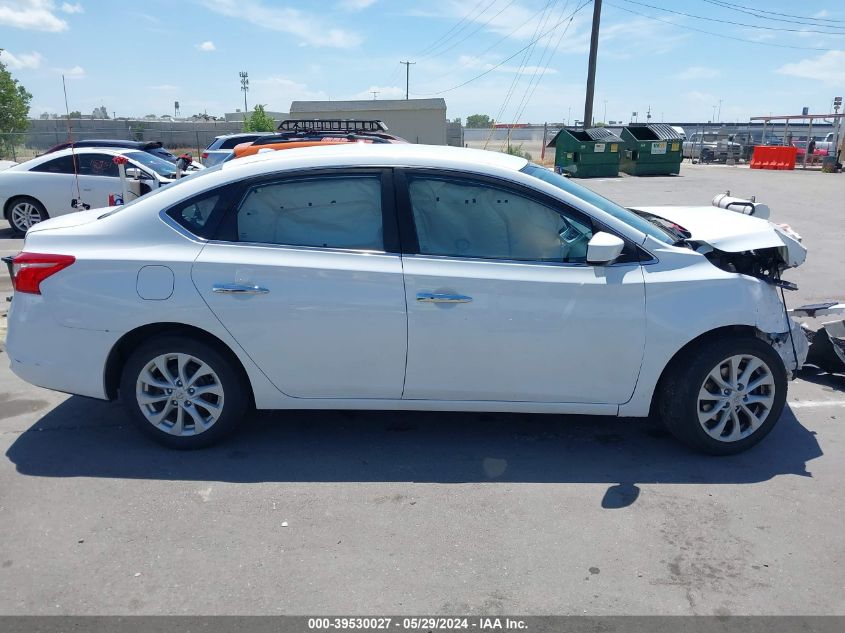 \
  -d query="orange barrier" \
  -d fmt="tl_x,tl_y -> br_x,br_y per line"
750,146 -> 797,170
